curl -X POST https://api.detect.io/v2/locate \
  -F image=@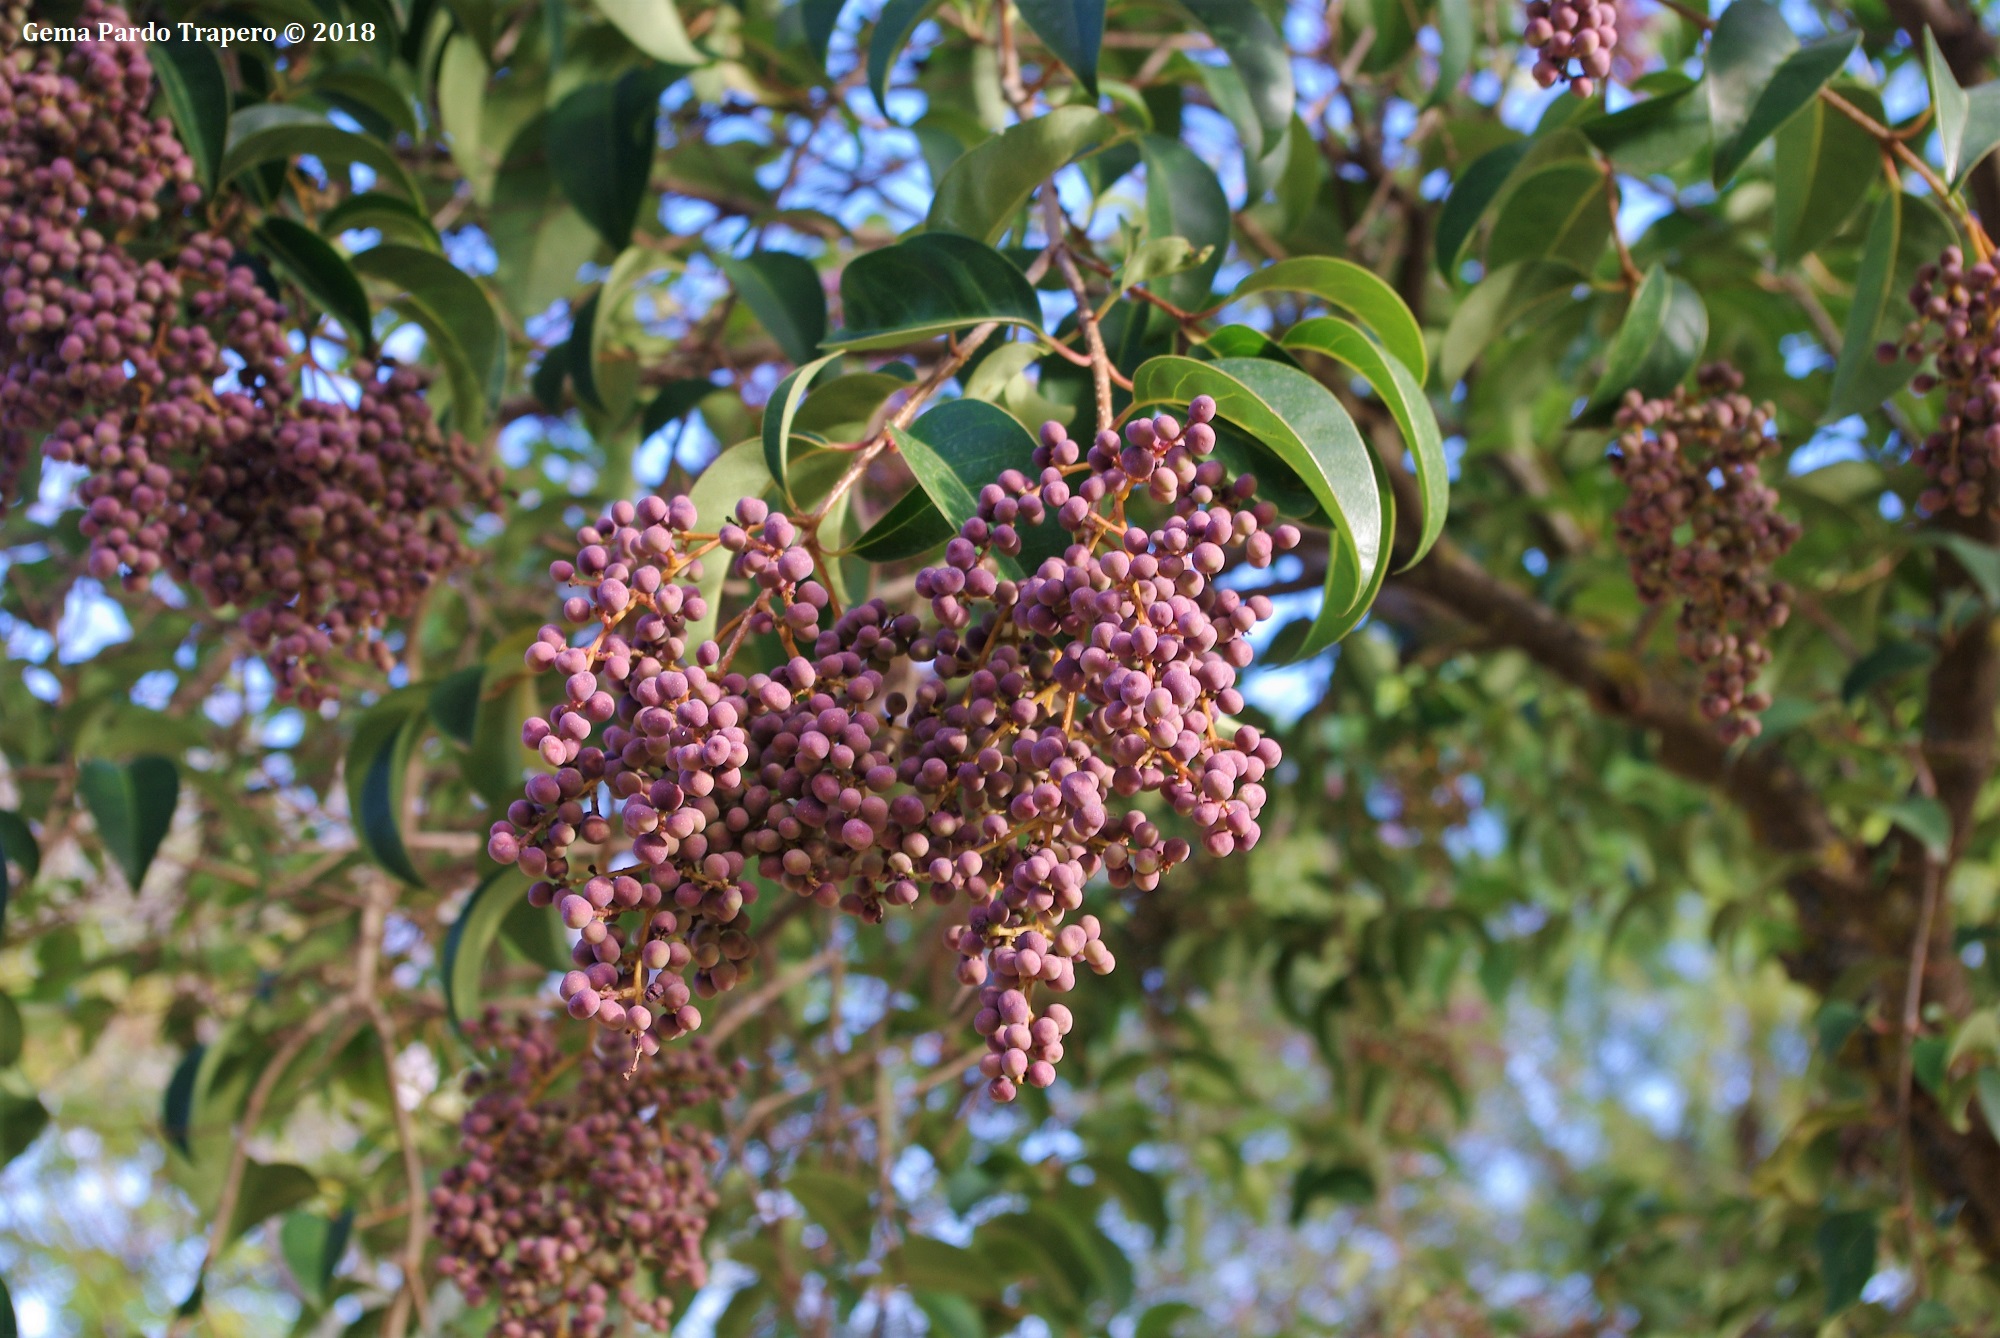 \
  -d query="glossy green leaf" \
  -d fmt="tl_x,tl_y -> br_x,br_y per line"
501,891 -> 573,971
1281,317 -> 1447,564
1435,139 -> 1529,278
829,234 -> 1043,350
1925,29 -> 1972,183
1431,0 -> 1473,105
1234,257 -> 1428,384
220,105 -> 424,203
1583,79 -> 1710,175
1137,134 -> 1230,312
684,440 -> 776,647
252,219 -> 374,352
0,1085 -> 47,1170
1130,356 -> 1381,653
351,243 -> 507,435
1705,0 -> 1796,185
547,66 -> 675,251
163,1045 -> 204,1158
927,108 -> 1122,243
1486,160 -> 1611,275
763,354 -> 840,506
149,40 -> 229,189
1178,0 -> 1292,158
1134,1302 -> 1201,1338
226,1162 -> 318,1247
1773,86 -> 1881,264
802,0 -> 849,67
1018,0 -> 1105,95
913,1292 -> 984,1338
1579,265 -> 1707,422
281,1208 -> 354,1305
1817,1209 -> 1876,1315
868,0 -> 943,116
596,0 -> 705,64
855,400 -> 1040,562
320,191 -> 443,250
0,993 -> 21,1070
0,810 -> 36,940
1439,260 -> 1580,385
1713,33 -> 1857,185
343,687 -> 430,886
426,666 -> 484,748
1827,192 -> 1957,420
442,866 -> 529,1027
436,35 -> 491,198
721,251 -> 829,366
78,757 -> 180,892
0,1270 -> 15,1338
1839,639 -> 1931,704
1955,85 -> 2000,187
1291,1160 -> 1377,1223
1880,796 -> 1951,862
